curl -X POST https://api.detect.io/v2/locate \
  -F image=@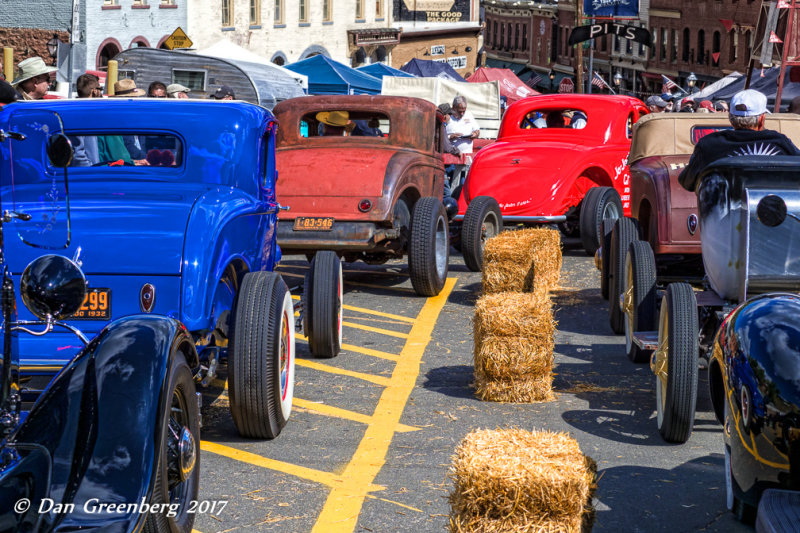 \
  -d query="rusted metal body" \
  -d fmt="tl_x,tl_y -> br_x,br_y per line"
273,95 -> 446,260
